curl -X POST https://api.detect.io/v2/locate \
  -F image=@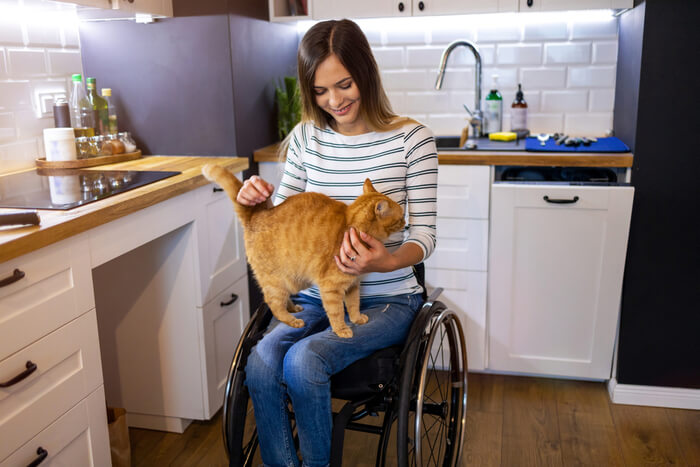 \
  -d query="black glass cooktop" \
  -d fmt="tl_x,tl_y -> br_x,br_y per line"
0,169 -> 181,210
